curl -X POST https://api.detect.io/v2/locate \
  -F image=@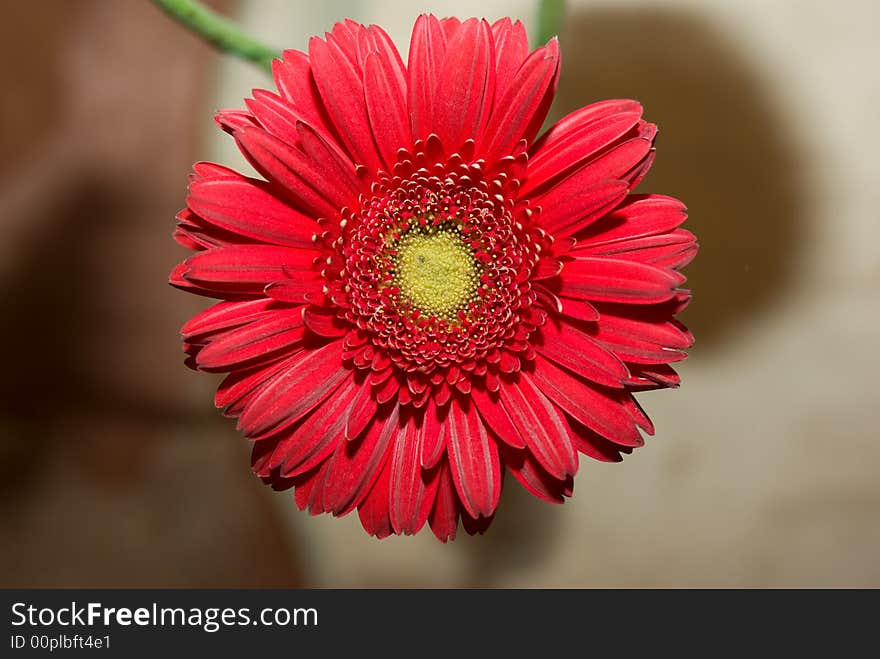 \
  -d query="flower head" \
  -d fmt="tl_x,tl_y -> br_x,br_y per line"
171,16 -> 697,541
